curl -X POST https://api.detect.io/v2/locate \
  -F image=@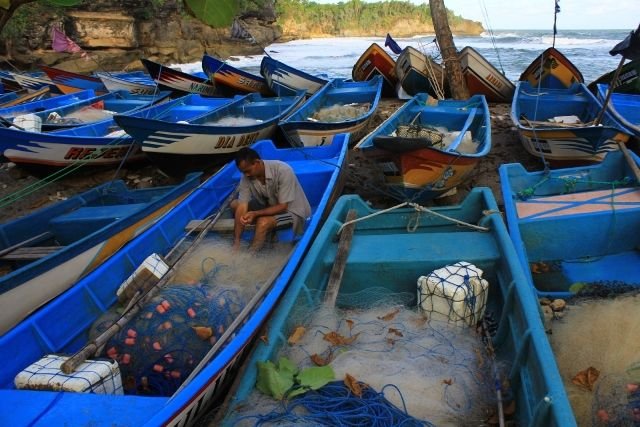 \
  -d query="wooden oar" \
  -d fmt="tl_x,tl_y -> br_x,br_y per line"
617,140 -> 640,184
61,185 -> 238,374
324,209 -> 358,308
